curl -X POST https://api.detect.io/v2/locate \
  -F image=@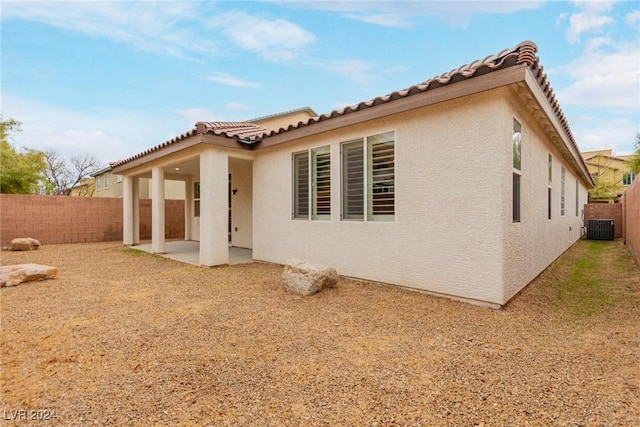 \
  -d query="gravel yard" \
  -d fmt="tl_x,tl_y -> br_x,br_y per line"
1,240 -> 639,426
